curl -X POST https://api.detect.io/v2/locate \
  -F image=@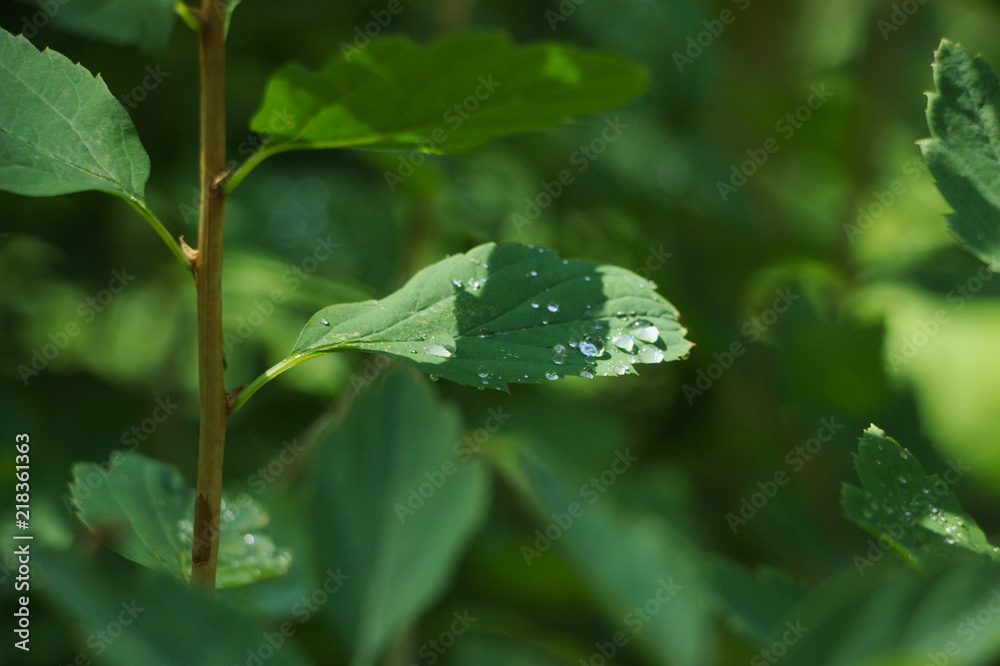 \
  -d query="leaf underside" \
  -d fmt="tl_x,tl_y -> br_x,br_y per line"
291,242 -> 693,390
